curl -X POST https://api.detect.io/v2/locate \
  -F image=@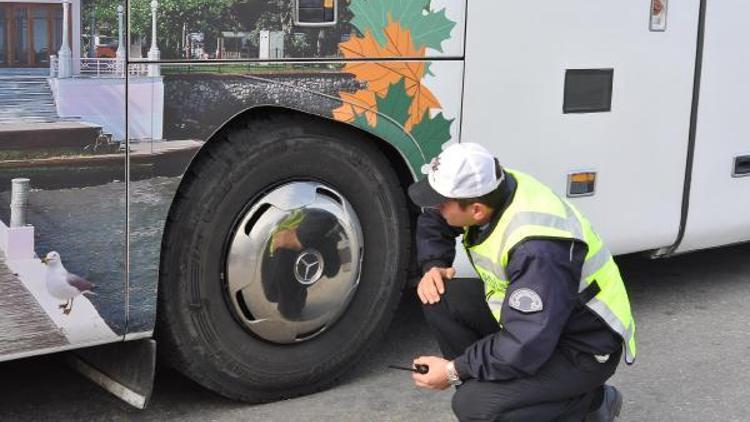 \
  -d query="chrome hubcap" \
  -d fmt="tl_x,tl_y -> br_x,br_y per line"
225,181 -> 363,344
